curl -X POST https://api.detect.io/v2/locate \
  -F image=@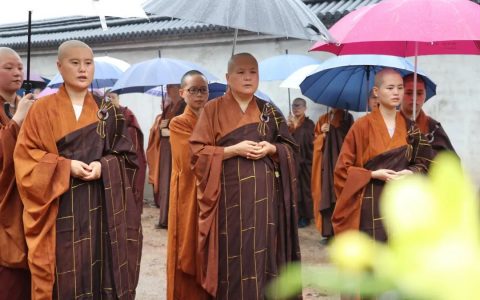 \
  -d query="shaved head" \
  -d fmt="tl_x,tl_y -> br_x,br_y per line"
57,40 -> 93,61
374,68 -> 402,88
227,53 -> 258,74
403,73 -> 425,85
0,47 -> 21,62
0,47 -> 24,94
56,40 -> 94,91
225,52 -> 259,98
